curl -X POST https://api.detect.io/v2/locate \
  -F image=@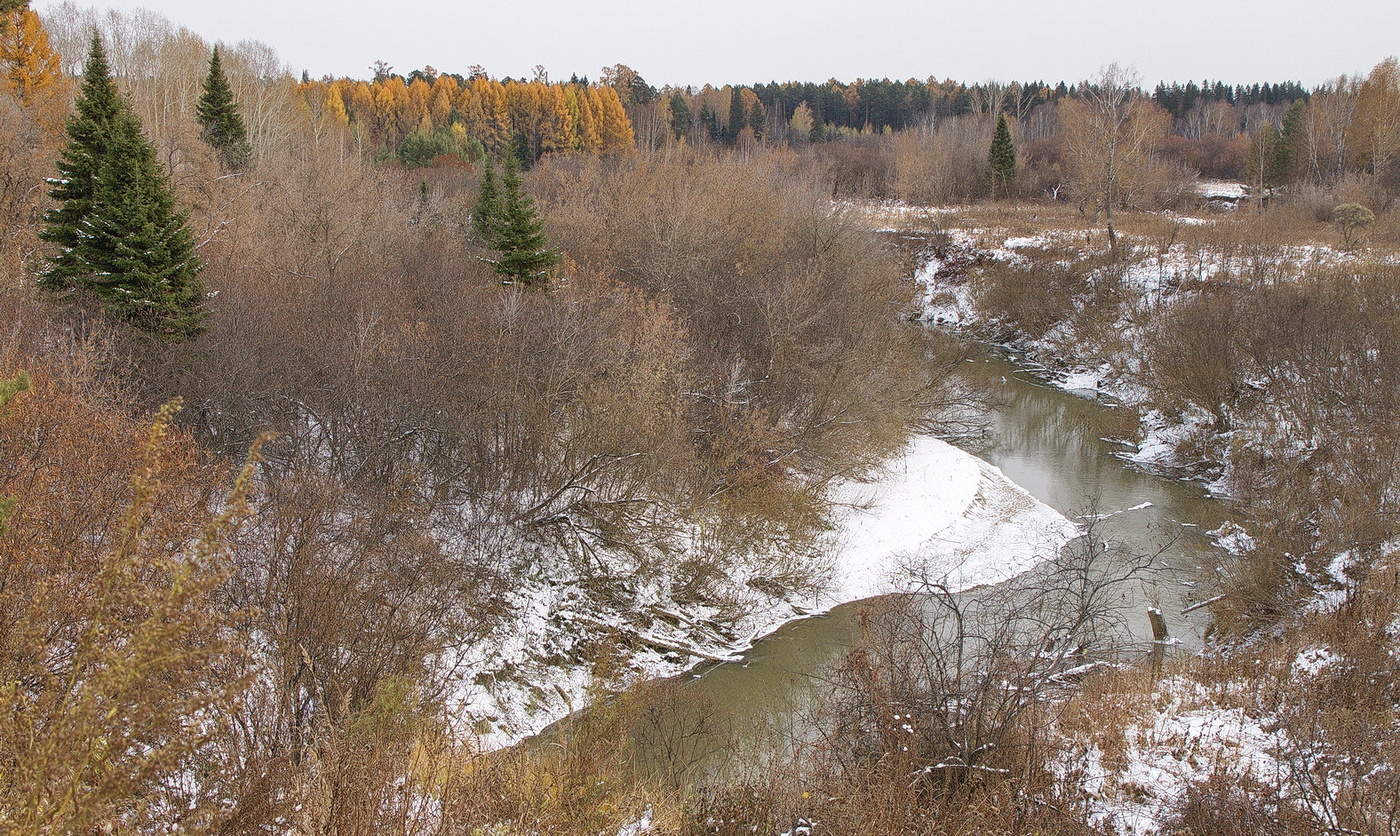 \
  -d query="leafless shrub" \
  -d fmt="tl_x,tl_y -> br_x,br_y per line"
768,514 -> 1164,831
